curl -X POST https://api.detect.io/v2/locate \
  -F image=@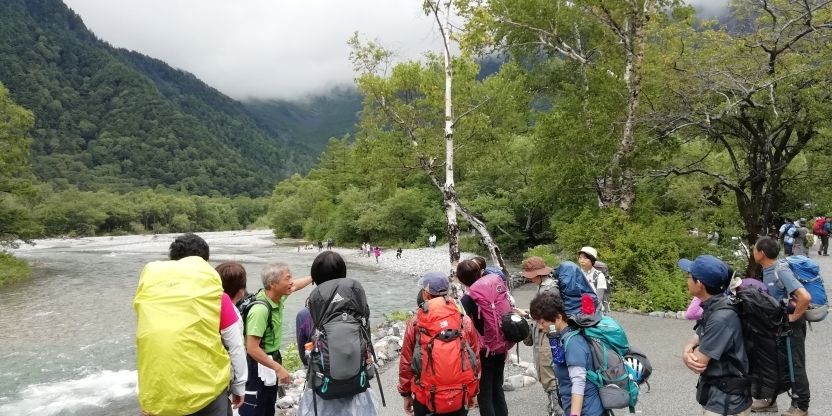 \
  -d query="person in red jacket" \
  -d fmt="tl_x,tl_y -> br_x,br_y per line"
399,272 -> 480,416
